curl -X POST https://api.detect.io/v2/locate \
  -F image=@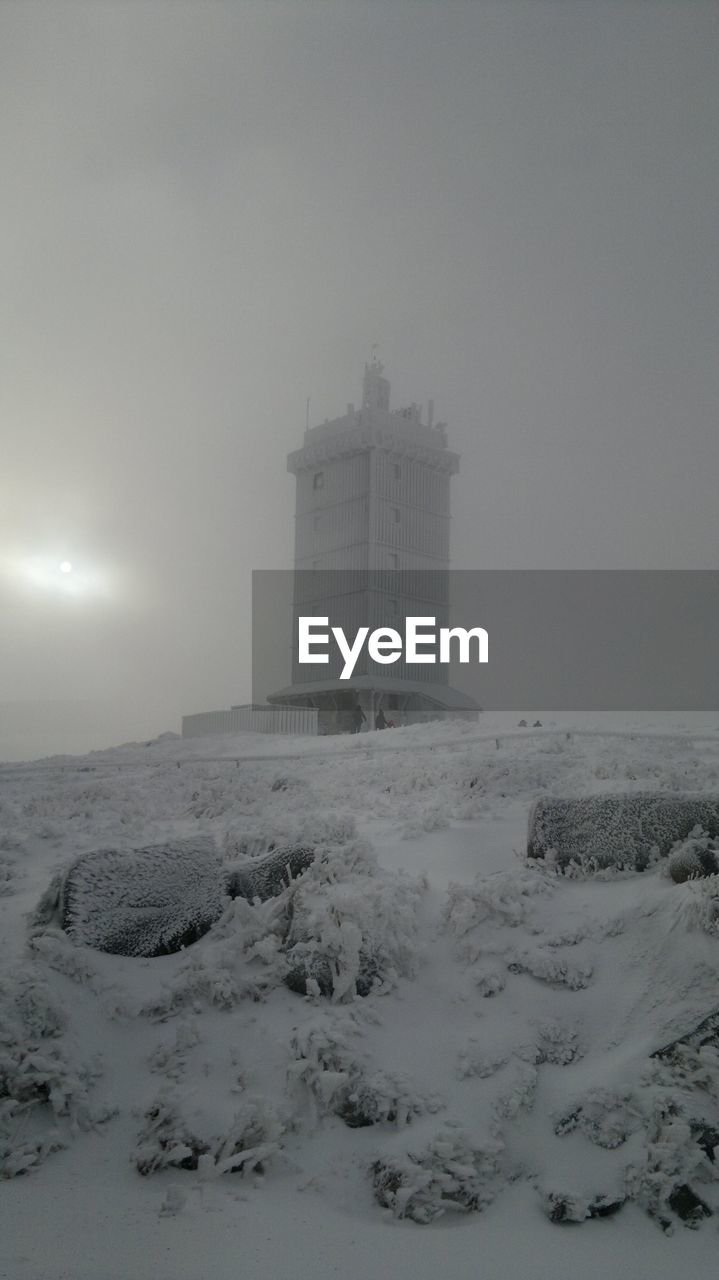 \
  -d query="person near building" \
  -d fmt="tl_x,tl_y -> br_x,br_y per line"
351,703 -> 366,734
